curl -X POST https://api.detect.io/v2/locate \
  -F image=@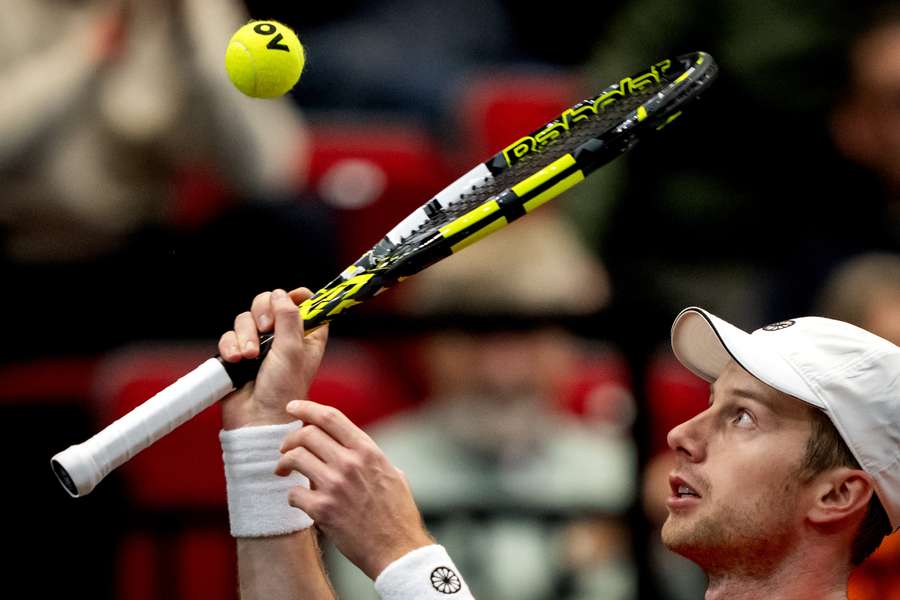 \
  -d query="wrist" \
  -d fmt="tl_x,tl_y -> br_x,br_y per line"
221,383 -> 294,430
374,545 -> 473,599
368,533 -> 436,581
220,421 -> 313,537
